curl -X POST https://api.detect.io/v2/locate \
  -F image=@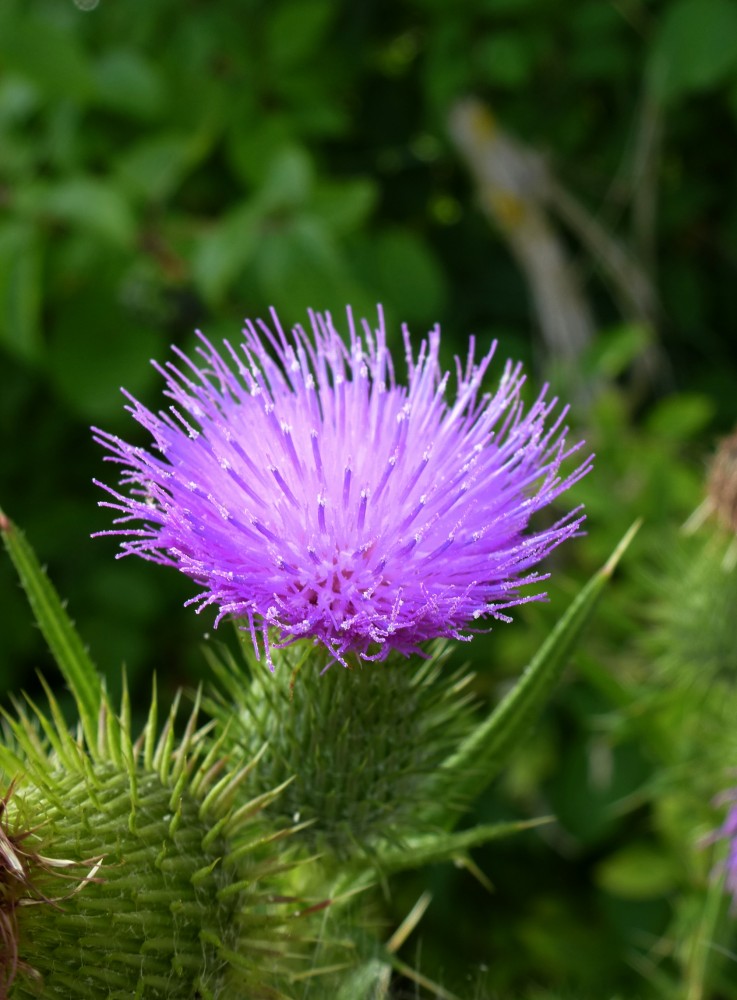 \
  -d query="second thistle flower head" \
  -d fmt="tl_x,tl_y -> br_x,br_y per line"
94,307 -> 591,666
